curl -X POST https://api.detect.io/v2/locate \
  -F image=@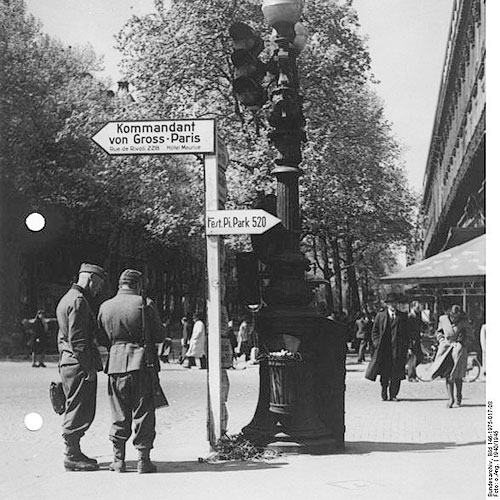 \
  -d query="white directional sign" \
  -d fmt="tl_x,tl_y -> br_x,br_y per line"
206,209 -> 281,235
92,119 -> 215,155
